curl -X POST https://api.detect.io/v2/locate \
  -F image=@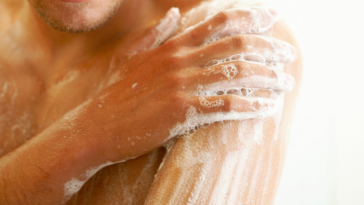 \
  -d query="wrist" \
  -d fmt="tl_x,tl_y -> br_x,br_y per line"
0,105 -> 111,204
